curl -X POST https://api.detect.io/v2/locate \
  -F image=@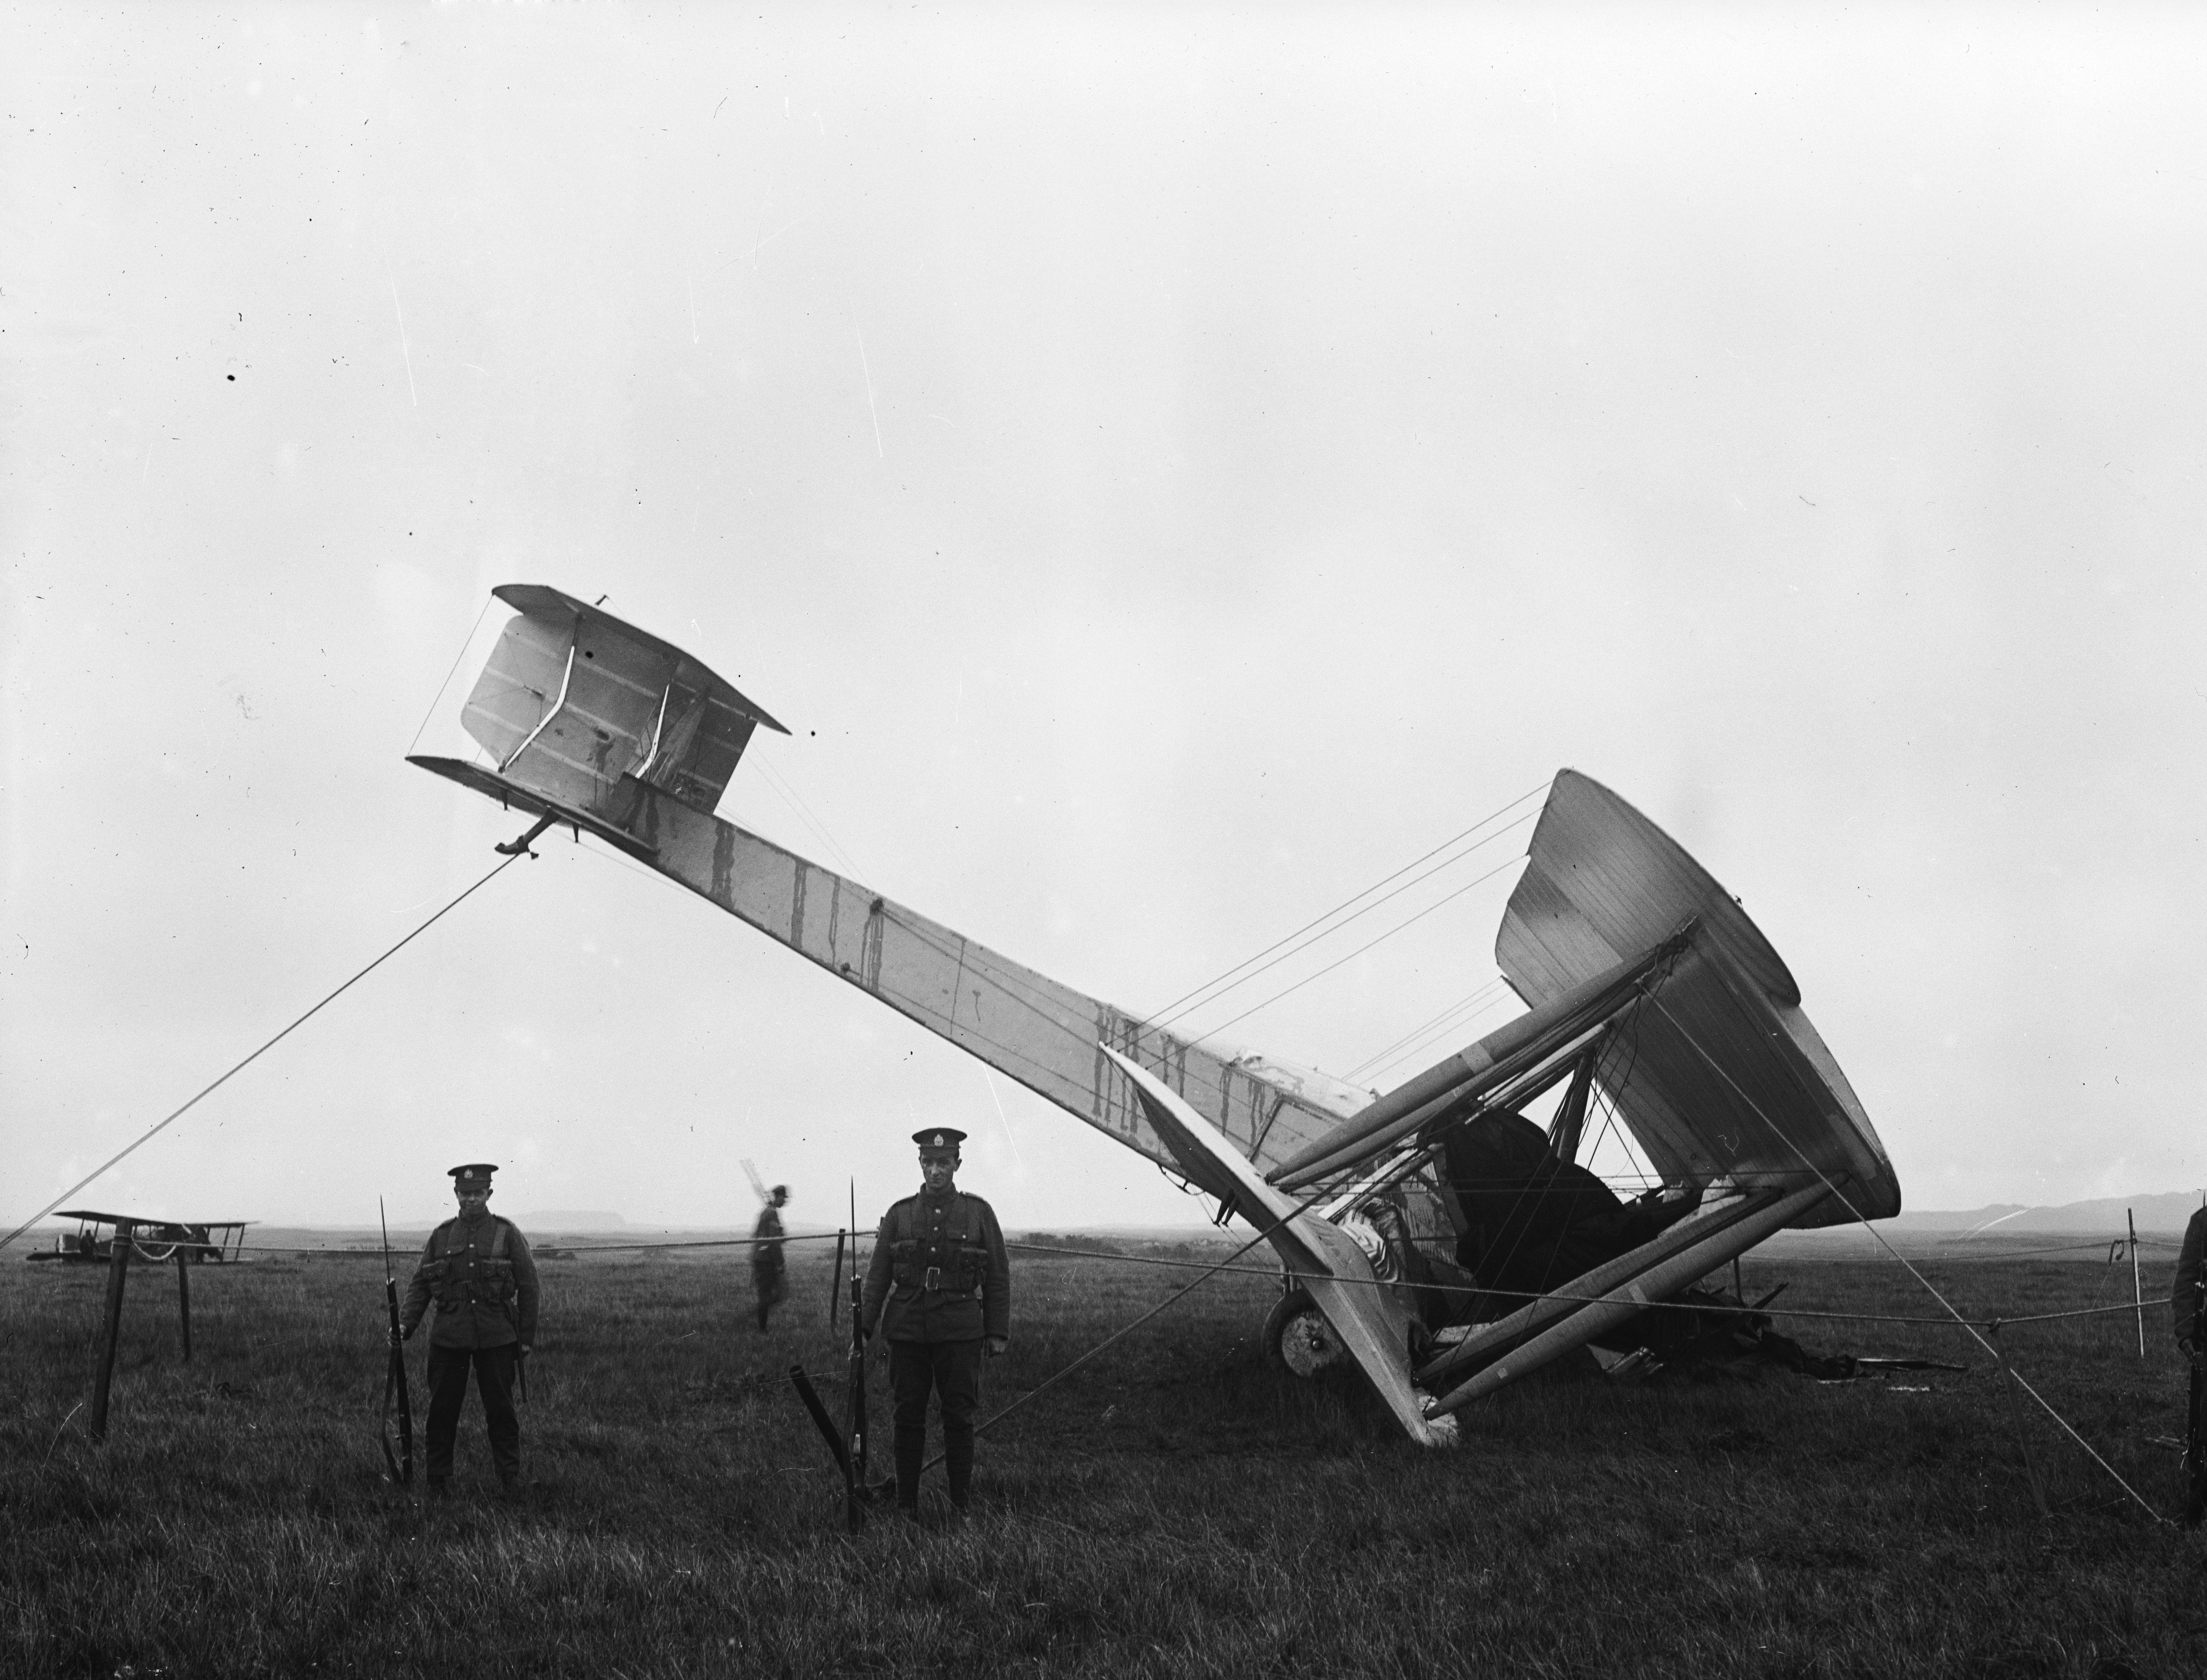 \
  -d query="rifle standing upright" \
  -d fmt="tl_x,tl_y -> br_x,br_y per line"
845,1180 -> 871,1533
379,1197 -> 415,1486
